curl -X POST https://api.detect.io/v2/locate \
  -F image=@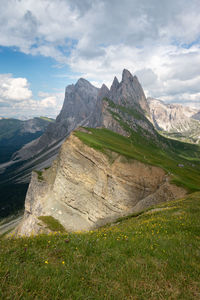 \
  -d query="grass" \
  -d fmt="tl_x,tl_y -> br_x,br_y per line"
34,170 -> 44,181
38,216 -> 66,233
38,116 -> 55,122
74,127 -> 200,192
0,192 -> 199,299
